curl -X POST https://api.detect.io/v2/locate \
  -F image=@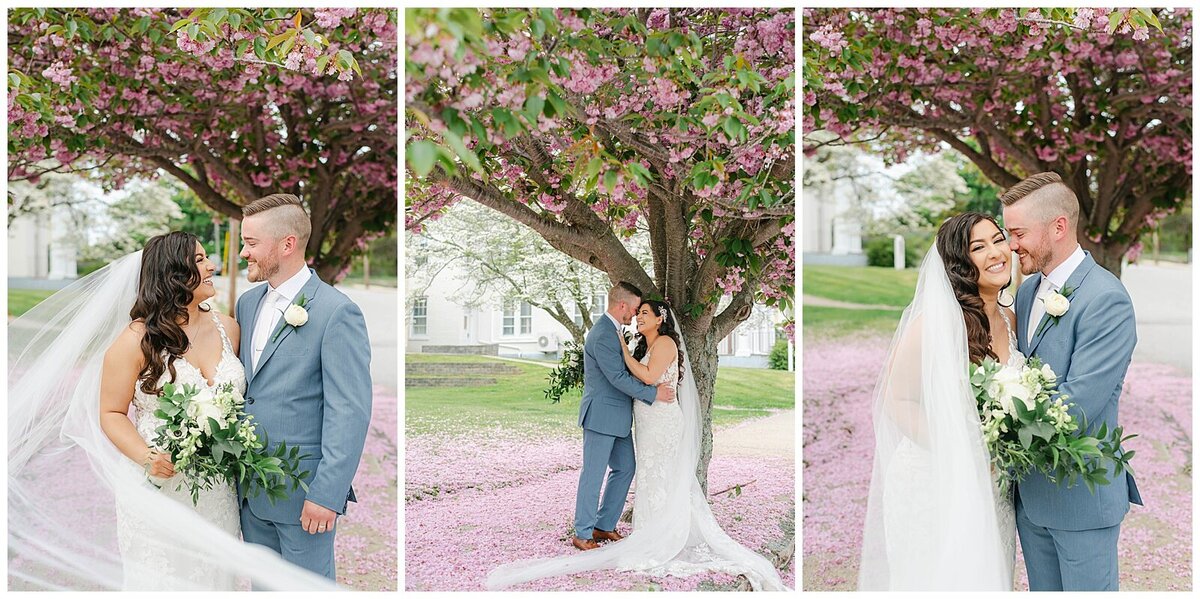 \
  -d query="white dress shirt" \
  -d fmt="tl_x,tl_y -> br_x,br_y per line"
1027,245 -> 1085,344
251,266 -> 311,370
